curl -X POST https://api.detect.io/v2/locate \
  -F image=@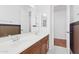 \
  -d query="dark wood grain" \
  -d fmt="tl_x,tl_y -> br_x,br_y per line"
54,38 -> 66,48
0,24 -> 21,37
20,35 -> 49,54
